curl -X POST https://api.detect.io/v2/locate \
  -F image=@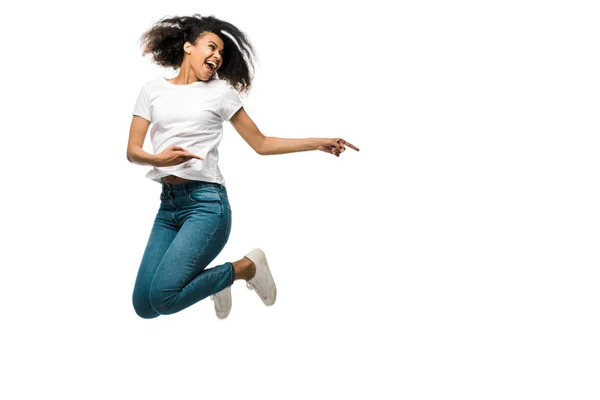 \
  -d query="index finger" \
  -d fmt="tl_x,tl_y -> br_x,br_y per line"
184,151 -> 203,160
341,140 -> 360,151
